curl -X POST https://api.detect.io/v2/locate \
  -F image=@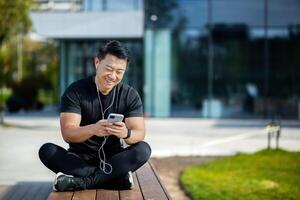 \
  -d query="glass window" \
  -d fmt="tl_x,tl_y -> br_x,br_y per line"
171,28 -> 209,117
268,0 -> 300,27
170,1 -> 209,117
212,25 -> 265,118
212,0 -> 264,27
266,26 -> 300,118
107,0 -> 143,11
147,0 -> 300,118
177,0 -> 208,28
84,0 -> 104,11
